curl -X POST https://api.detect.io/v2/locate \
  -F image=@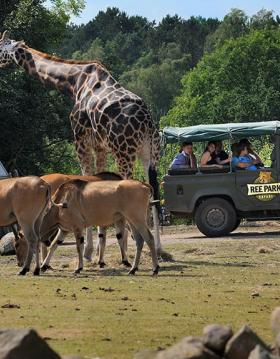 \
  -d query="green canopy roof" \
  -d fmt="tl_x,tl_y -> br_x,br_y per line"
162,121 -> 280,144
